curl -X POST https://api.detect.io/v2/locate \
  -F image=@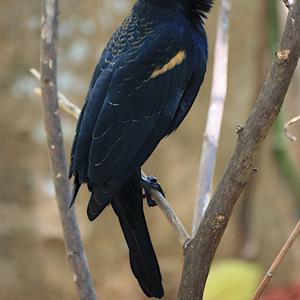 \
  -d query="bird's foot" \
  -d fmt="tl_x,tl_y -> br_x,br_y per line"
141,175 -> 165,207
